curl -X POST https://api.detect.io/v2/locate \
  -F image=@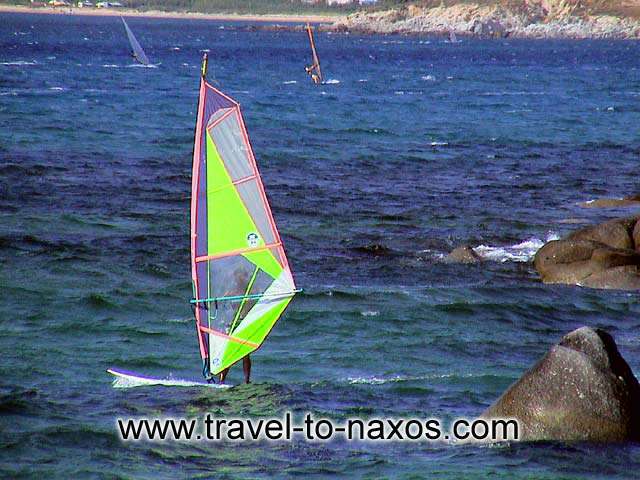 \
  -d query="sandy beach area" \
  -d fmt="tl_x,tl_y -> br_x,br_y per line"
0,4 -> 338,24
